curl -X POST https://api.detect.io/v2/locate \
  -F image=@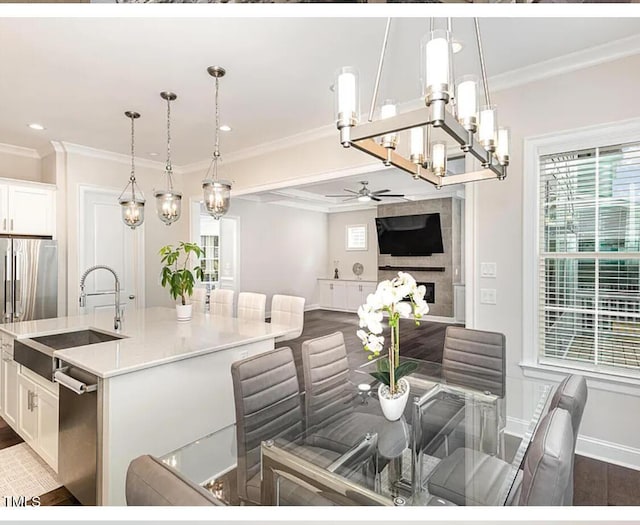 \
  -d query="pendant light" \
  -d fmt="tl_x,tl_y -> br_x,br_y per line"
202,66 -> 231,220
154,91 -> 182,226
118,111 -> 145,229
